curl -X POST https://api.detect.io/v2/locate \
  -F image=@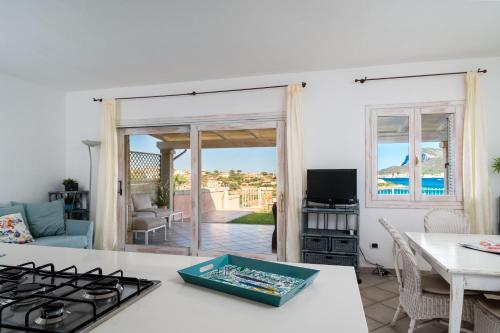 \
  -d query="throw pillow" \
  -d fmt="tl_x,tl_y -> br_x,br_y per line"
12,200 -> 65,238
0,213 -> 34,244
132,193 -> 153,210
0,205 -> 29,226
